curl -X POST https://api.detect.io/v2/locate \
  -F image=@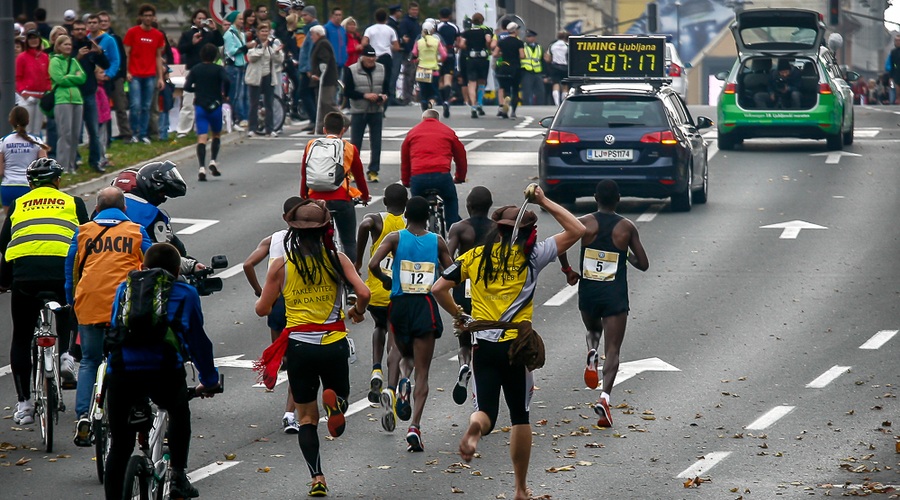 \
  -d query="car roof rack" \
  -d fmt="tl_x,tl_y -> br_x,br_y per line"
564,77 -> 674,94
